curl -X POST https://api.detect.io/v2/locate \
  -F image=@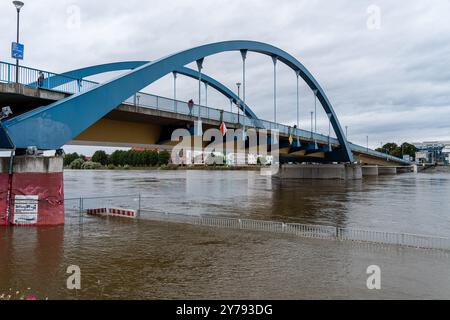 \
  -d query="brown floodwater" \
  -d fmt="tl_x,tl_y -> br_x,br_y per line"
1,169 -> 450,299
